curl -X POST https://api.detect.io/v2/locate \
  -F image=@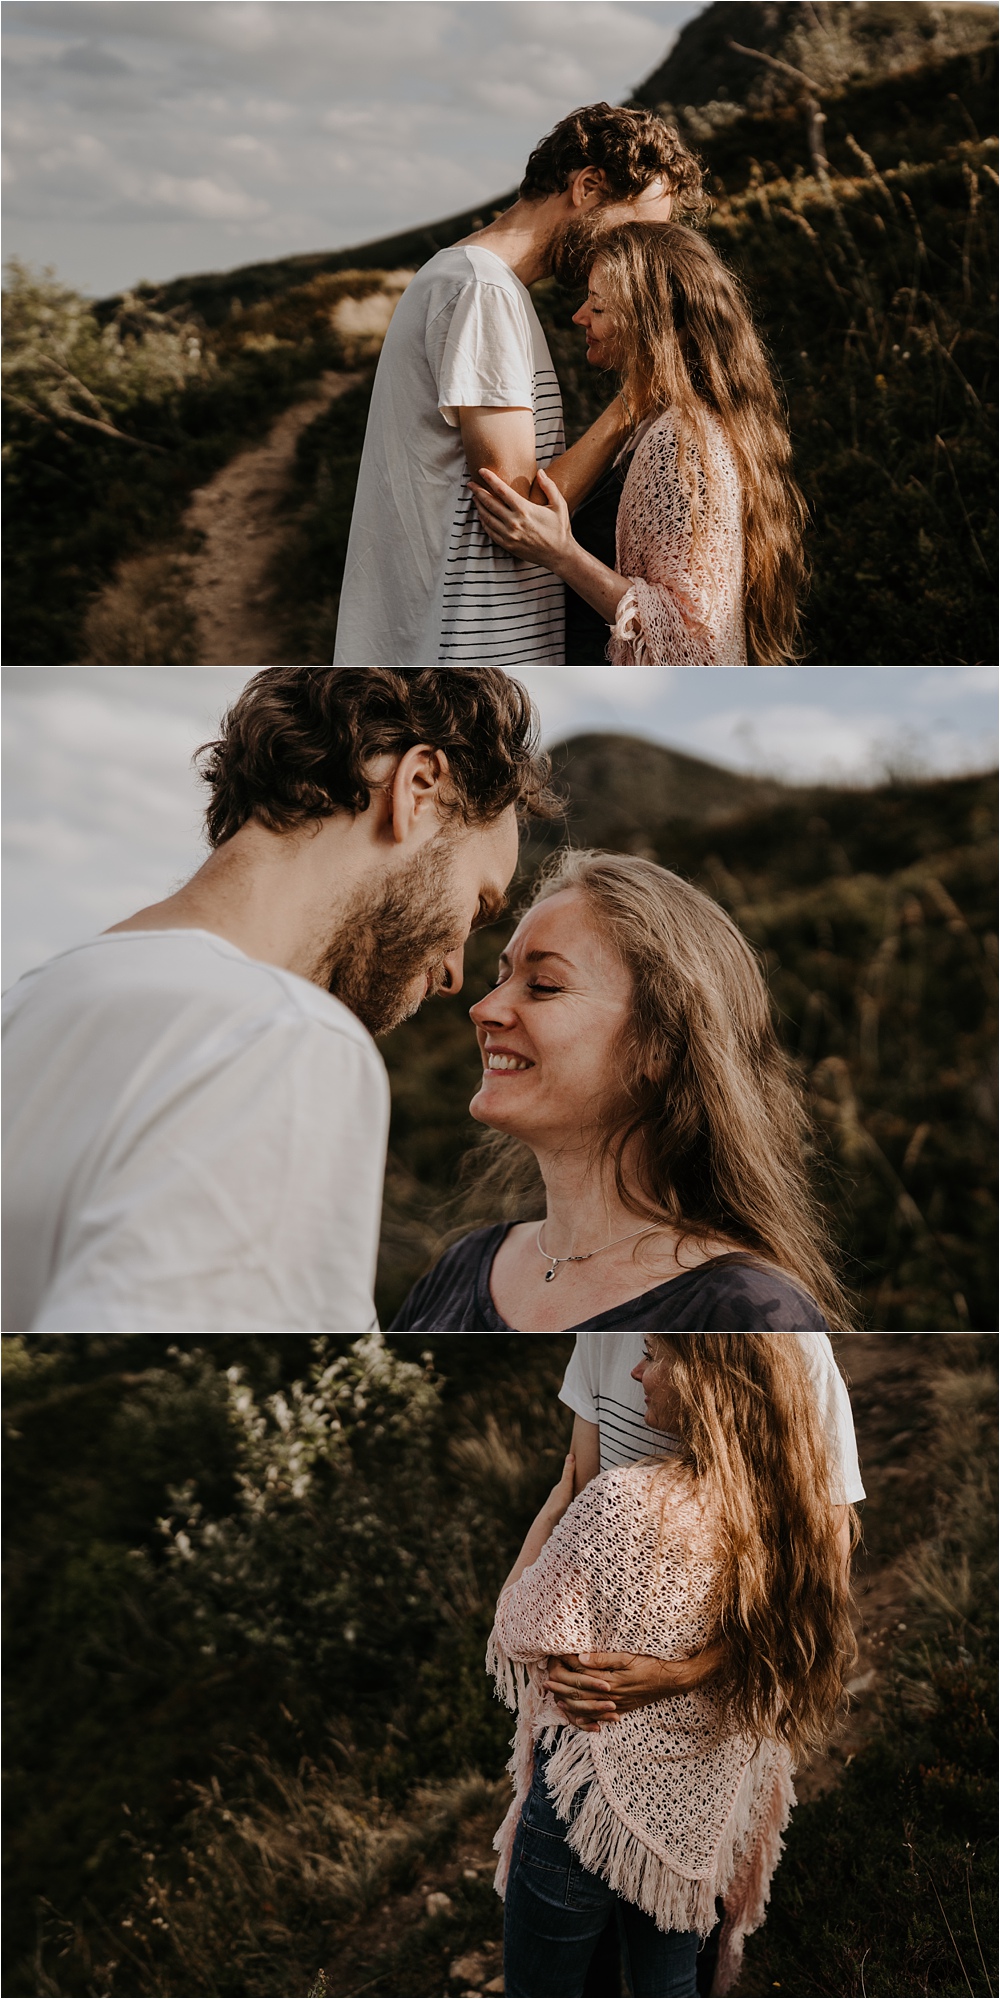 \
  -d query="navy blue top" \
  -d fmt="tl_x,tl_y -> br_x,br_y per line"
389,1224 -> 830,1331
